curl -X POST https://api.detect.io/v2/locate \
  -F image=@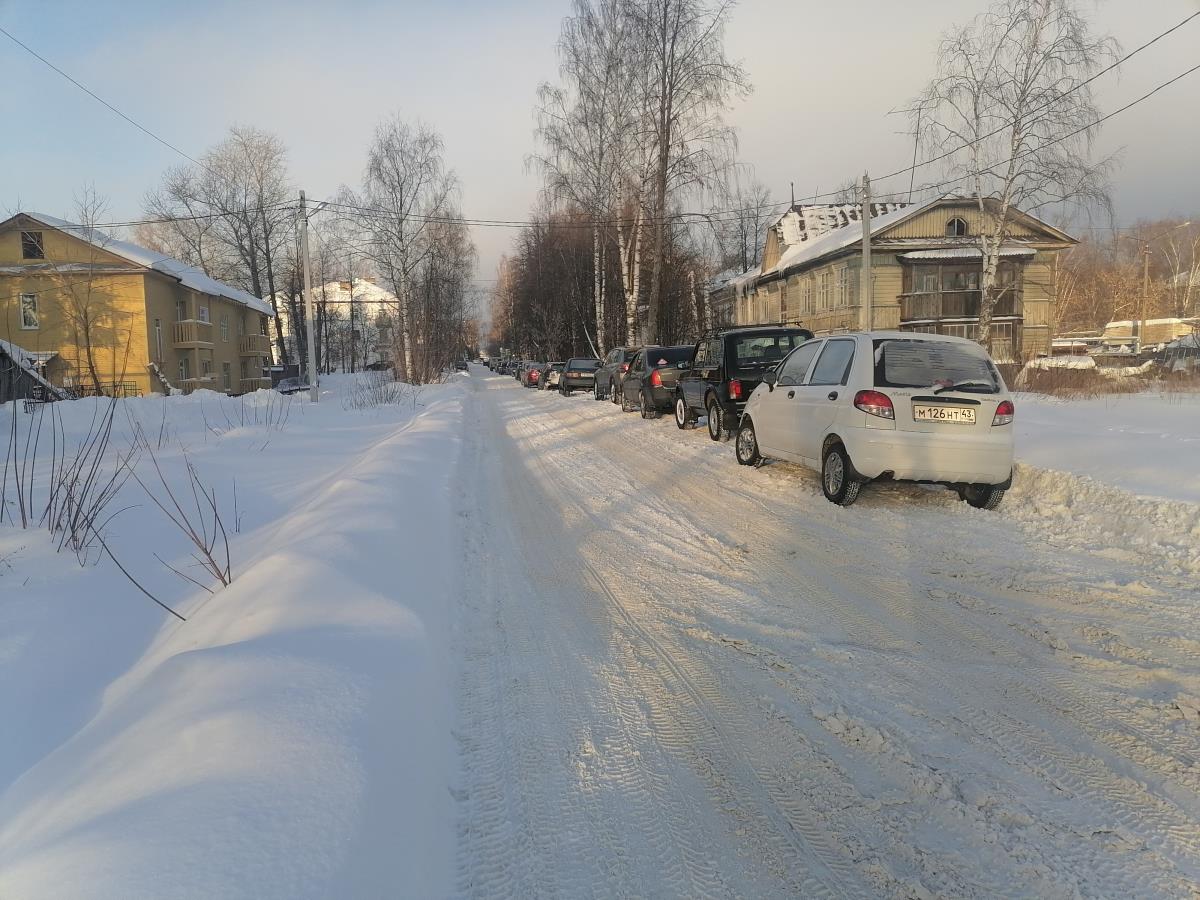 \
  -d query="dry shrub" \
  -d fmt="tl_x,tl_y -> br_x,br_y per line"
1016,366 -> 1149,399
344,372 -> 412,410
